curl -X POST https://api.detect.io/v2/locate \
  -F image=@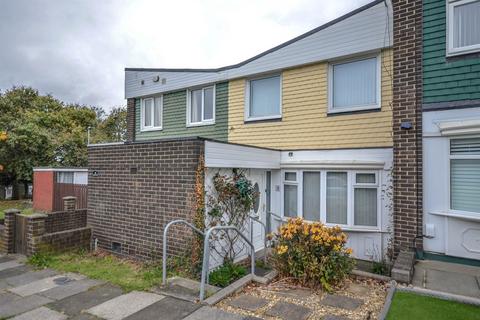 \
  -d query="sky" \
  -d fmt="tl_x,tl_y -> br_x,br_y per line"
0,0 -> 372,112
